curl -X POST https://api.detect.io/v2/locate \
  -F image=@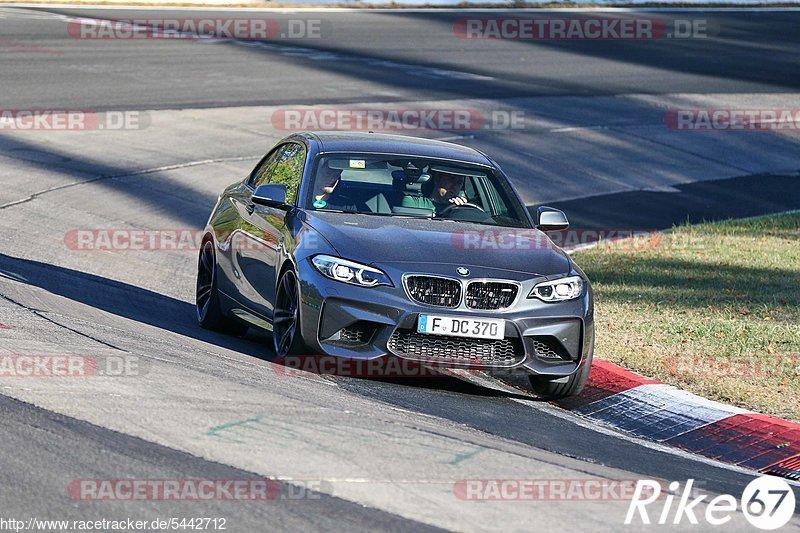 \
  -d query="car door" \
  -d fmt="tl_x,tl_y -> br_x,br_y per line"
220,146 -> 283,315
234,142 -> 306,320
213,147 -> 281,306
